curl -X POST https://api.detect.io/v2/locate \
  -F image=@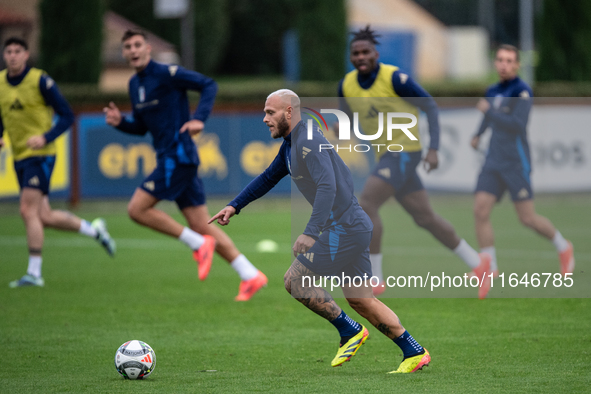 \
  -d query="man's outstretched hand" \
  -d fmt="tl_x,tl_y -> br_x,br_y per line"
208,206 -> 237,226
